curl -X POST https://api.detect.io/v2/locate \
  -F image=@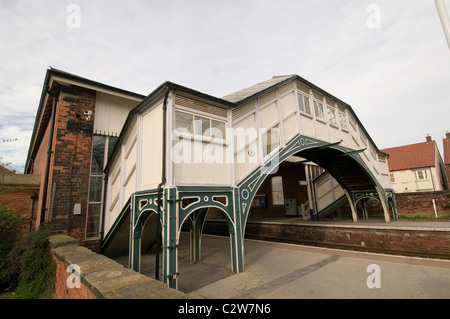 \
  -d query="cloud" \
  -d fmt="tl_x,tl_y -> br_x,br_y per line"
0,0 -> 449,170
